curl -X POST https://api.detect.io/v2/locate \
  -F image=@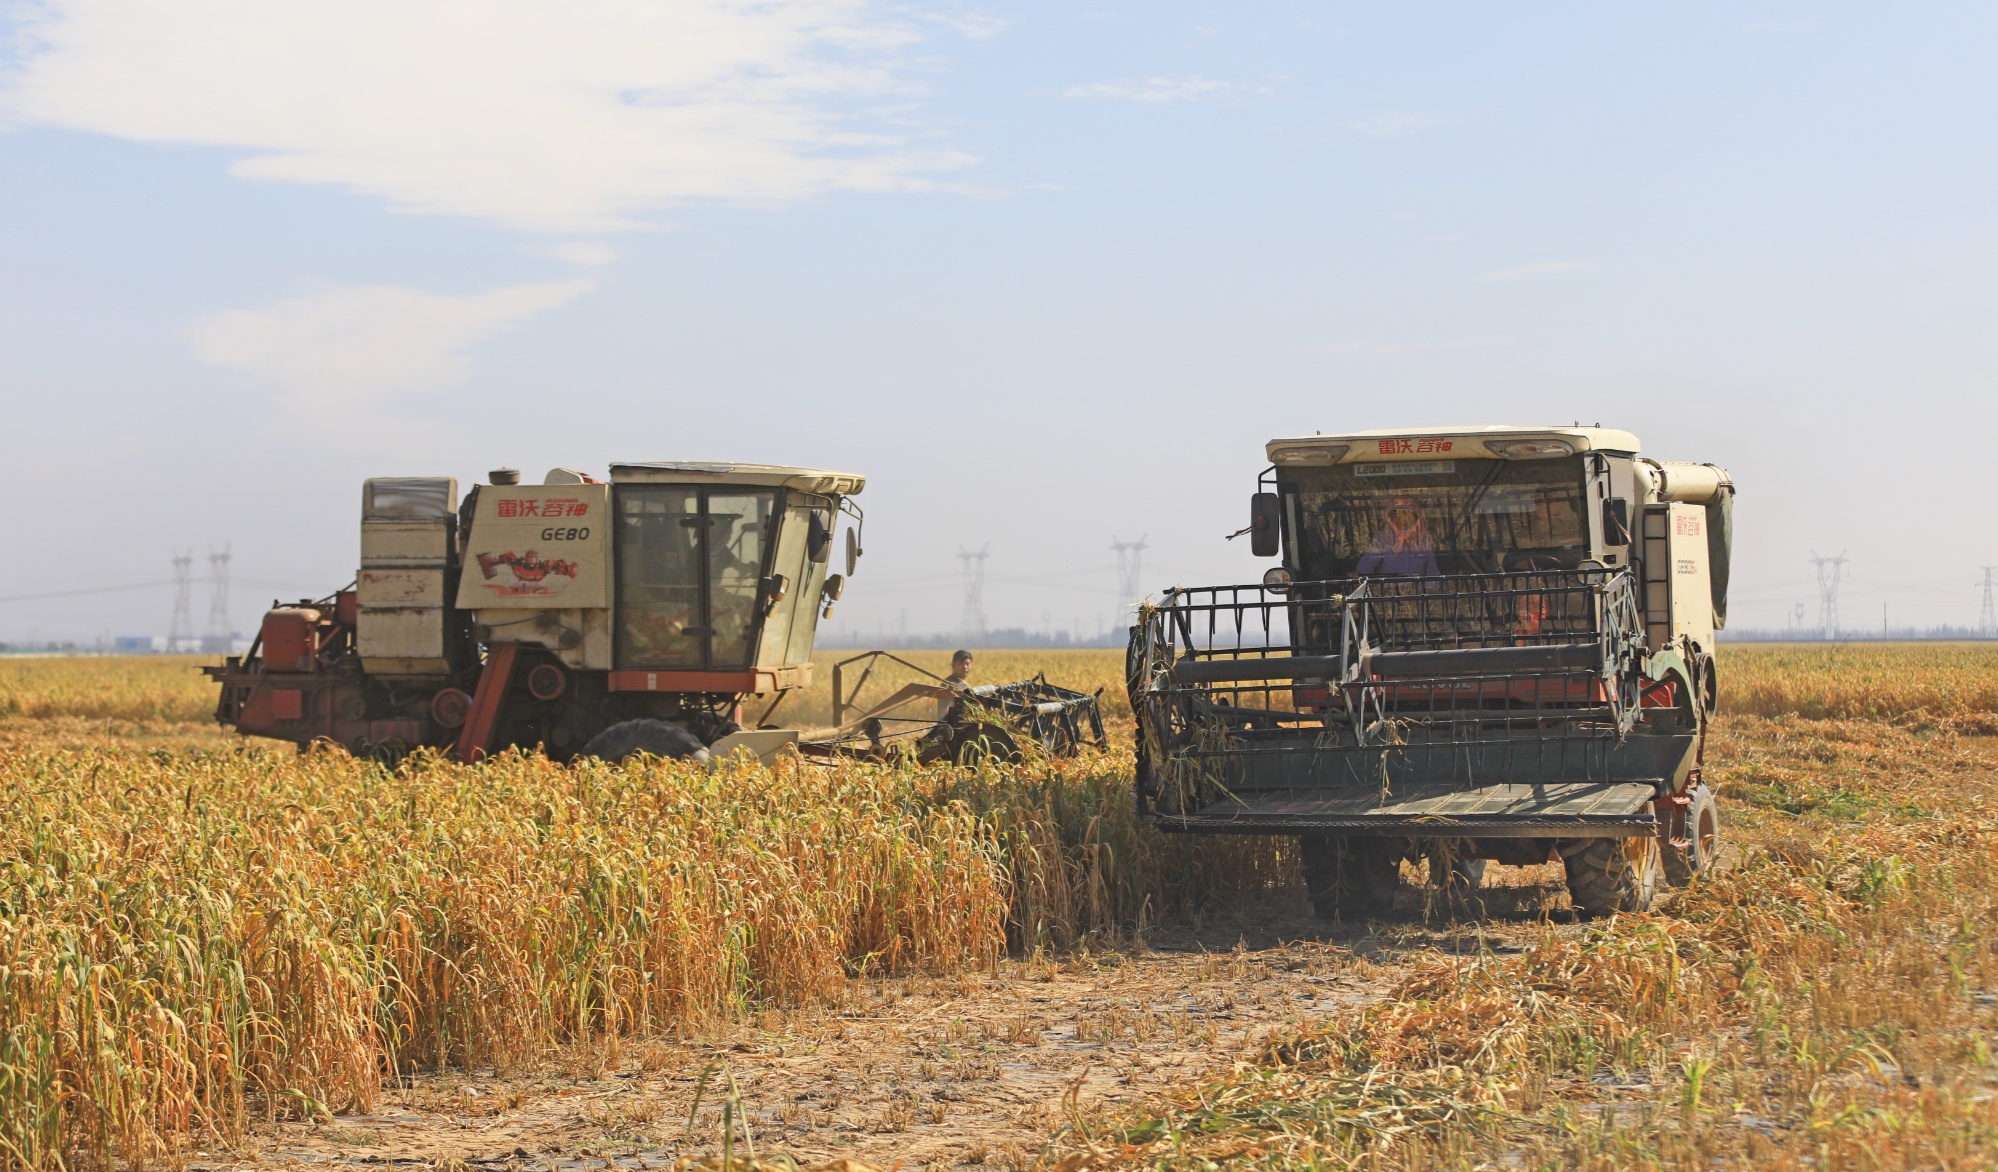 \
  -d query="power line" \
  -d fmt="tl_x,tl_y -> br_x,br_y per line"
0,580 -> 177,604
0,575 -> 325,605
